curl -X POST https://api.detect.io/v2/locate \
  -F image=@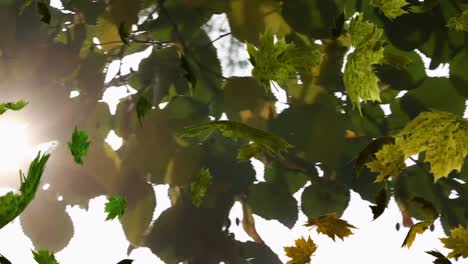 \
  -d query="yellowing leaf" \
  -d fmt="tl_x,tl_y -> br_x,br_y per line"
95,16 -> 123,52
305,213 -> 356,241
440,225 -> 468,259
395,111 -> 468,182
105,195 -> 127,221
371,0 -> 409,19
402,221 -> 432,248
447,10 -> 468,32
369,187 -> 389,220
247,28 -> 321,89
284,236 -> 317,264
343,14 -> 384,113
366,143 -> 406,182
